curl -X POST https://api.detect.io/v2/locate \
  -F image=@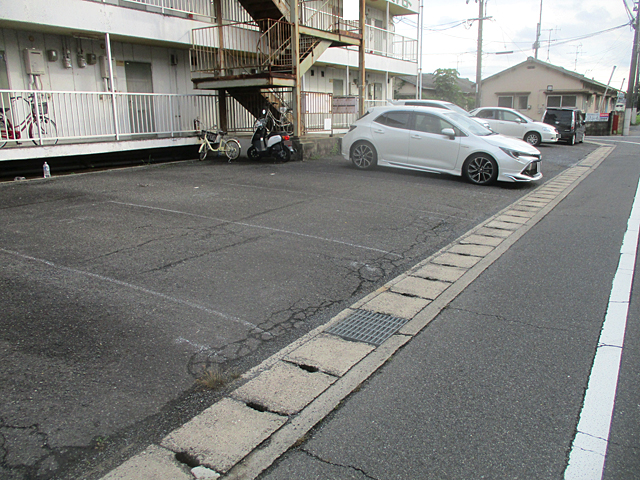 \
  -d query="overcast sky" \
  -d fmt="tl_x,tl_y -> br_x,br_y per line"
395,0 -> 635,90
